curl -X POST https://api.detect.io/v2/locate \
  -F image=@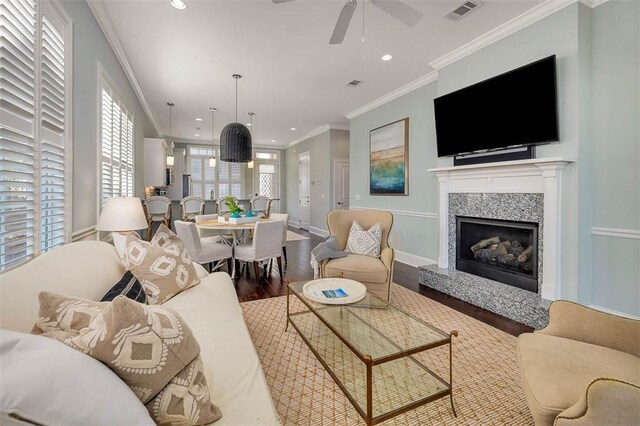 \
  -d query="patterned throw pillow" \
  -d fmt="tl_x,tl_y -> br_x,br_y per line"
35,295 -> 222,425
101,271 -> 148,303
123,224 -> 200,304
345,221 -> 382,258
32,291 -> 108,335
